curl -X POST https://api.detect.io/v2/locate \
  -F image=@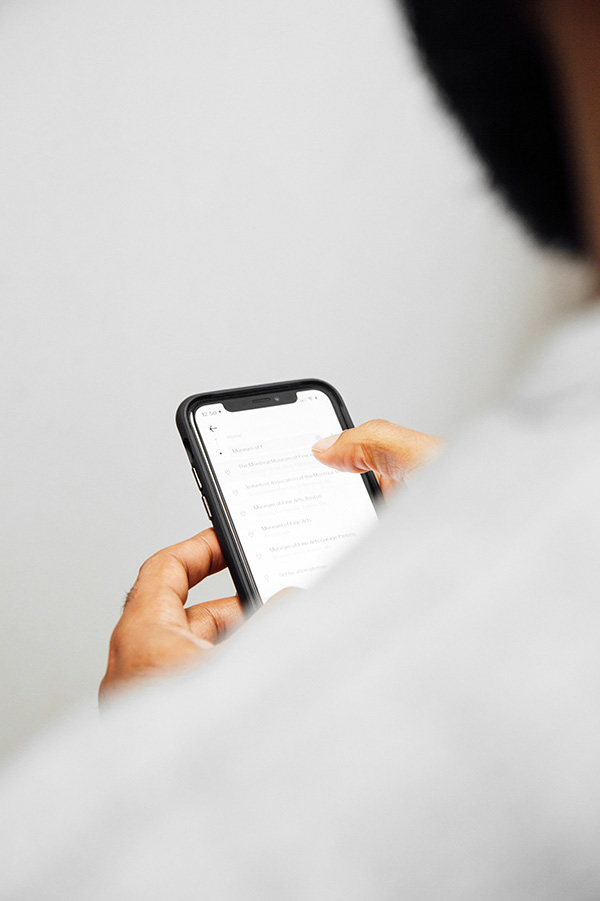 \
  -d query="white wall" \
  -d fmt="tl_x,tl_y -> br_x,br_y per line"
0,0 -> 586,758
